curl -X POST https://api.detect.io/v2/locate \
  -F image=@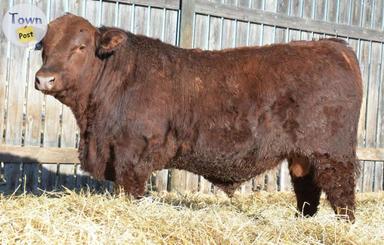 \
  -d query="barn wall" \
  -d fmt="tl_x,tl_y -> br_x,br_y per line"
0,0 -> 383,194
